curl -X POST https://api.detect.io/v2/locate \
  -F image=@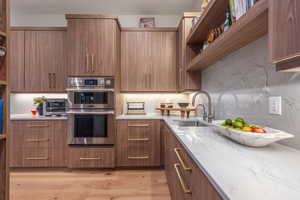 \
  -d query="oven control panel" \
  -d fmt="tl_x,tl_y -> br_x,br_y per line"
68,77 -> 114,88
